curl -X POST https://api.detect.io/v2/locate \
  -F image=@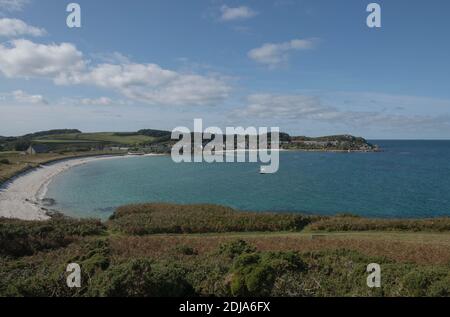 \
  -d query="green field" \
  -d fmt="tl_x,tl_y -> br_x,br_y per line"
34,132 -> 157,145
